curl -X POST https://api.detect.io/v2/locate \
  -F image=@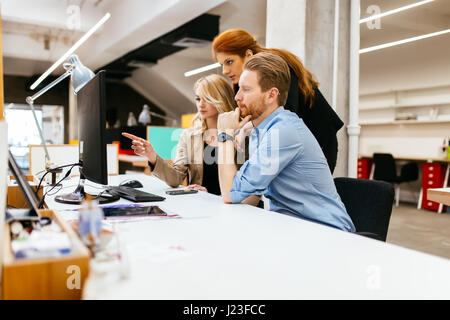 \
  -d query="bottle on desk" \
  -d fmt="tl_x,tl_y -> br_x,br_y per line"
78,195 -> 104,253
